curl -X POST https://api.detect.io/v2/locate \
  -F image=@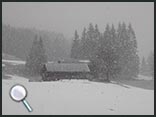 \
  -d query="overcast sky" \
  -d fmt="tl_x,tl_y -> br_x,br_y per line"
2,2 -> 154,58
